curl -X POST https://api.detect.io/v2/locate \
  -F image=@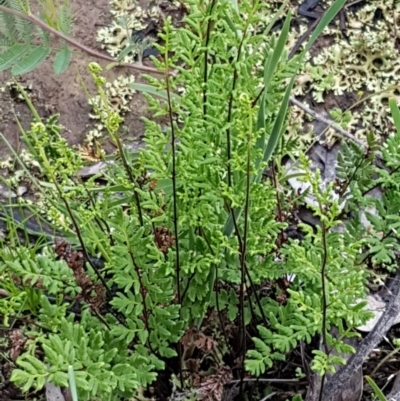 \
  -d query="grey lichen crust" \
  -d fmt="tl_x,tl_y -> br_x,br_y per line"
91,0 -> 185,146
96,0 -> 179,63
97,2 -> 153,61
290,1 -> 400,145
86,75 -> 136,145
